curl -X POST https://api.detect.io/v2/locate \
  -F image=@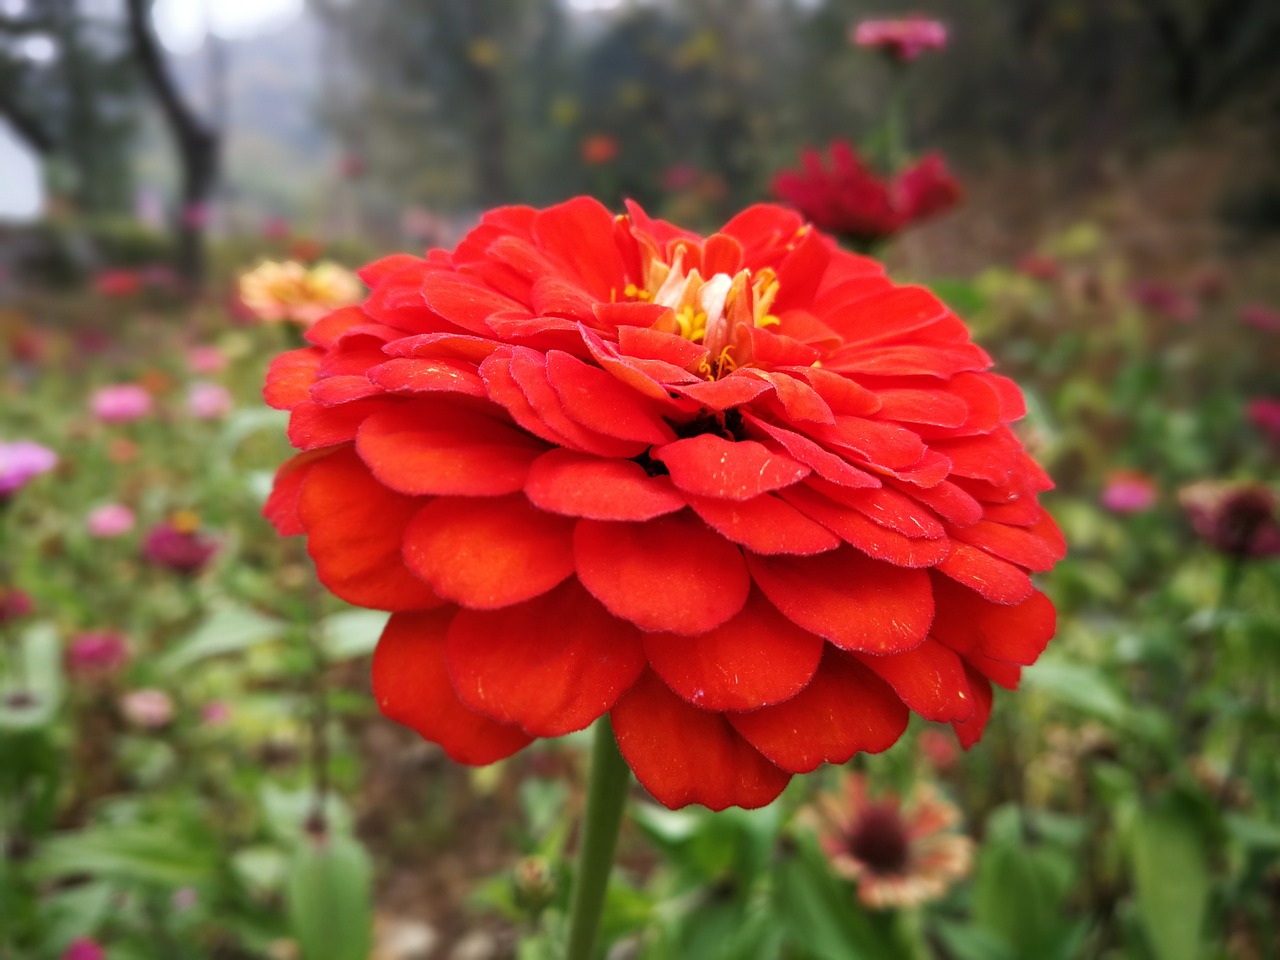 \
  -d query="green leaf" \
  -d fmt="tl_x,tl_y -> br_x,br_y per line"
286,833 -> 374,960
317,609 -> 389,662
1225,814 -> 1280,850
31,822 -> 216,887
770,837 -> 896,960
1131,795 -> 1209,960
159,603 -> 286,673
